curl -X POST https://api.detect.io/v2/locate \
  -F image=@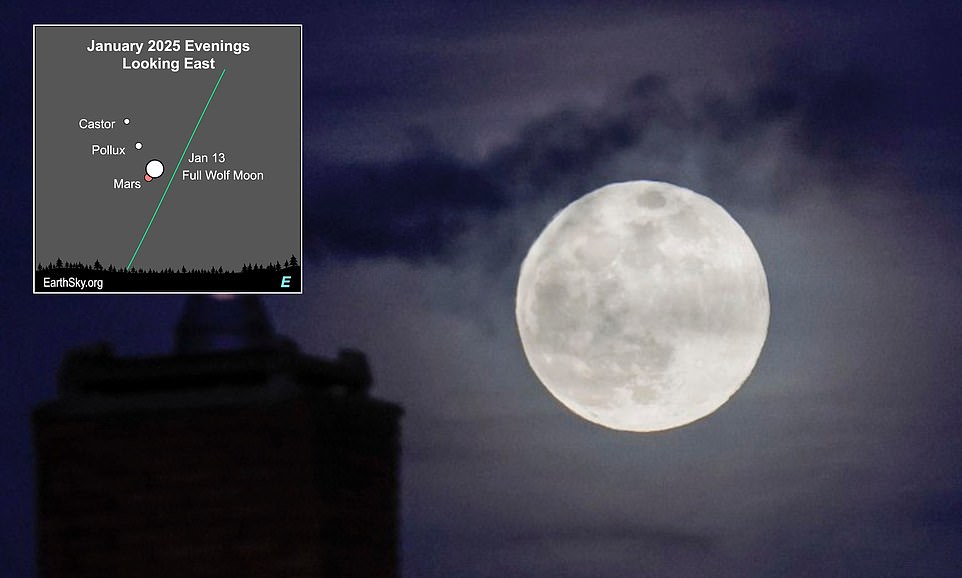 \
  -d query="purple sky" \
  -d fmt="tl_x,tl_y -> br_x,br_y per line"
3,2 -> 962,576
